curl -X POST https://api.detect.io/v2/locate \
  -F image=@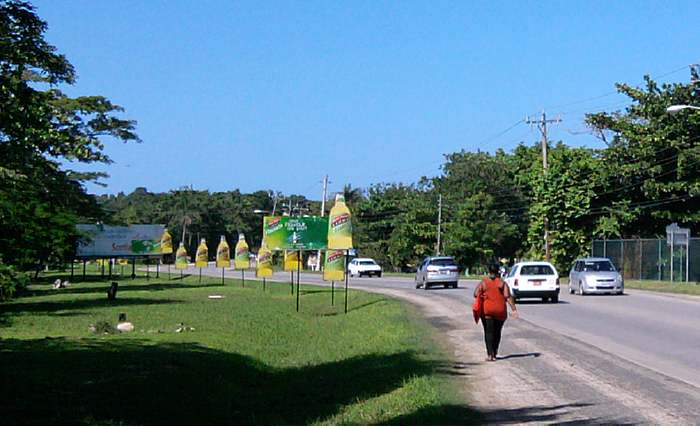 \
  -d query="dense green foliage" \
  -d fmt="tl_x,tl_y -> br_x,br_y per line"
0,1 -> 138,274
0,262 -> 29,300
1,272 -> 472,424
